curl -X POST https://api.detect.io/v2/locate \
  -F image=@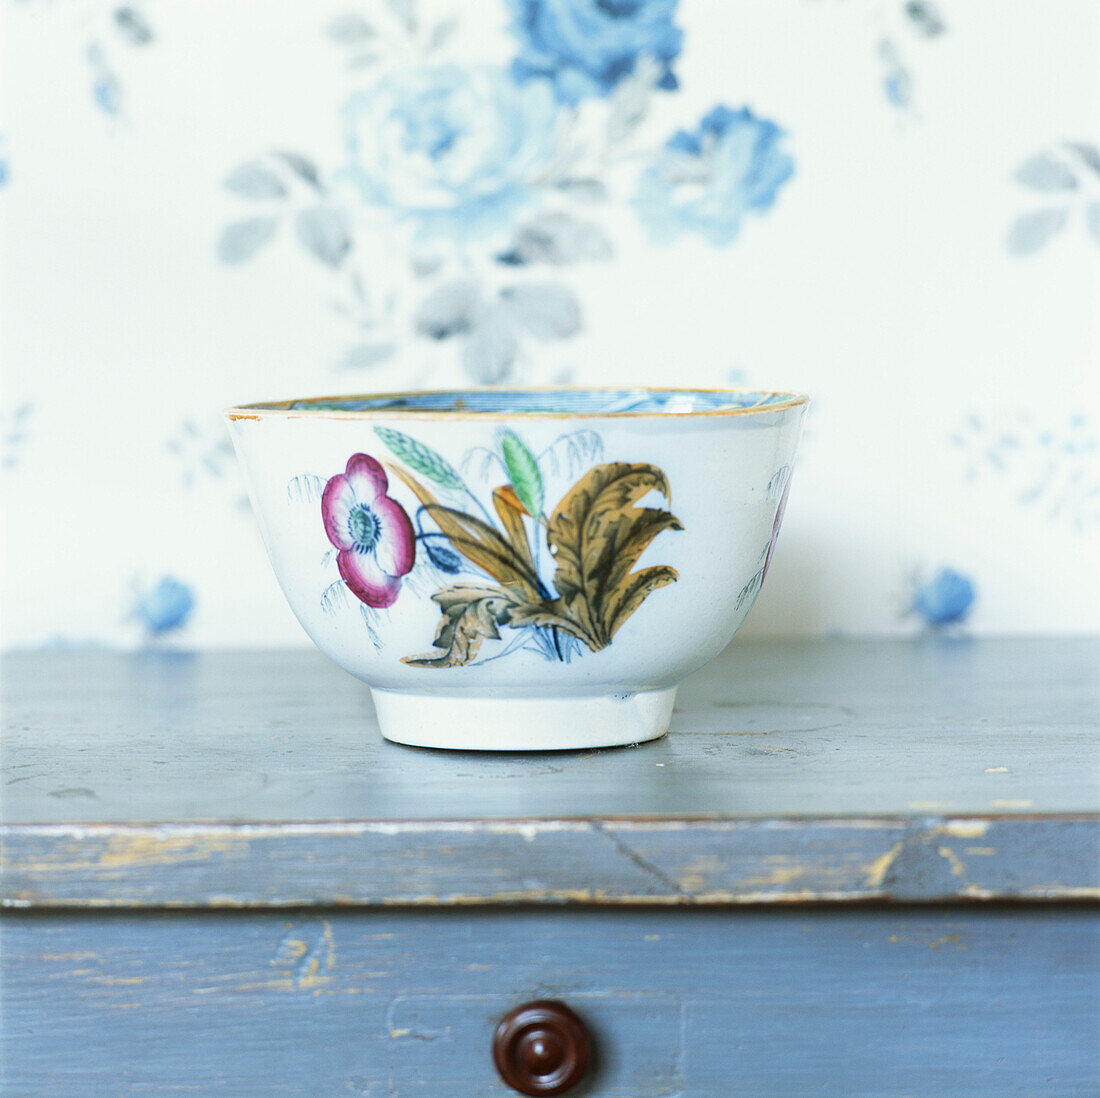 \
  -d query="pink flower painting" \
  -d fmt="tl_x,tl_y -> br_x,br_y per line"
322,453 -> 415,608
